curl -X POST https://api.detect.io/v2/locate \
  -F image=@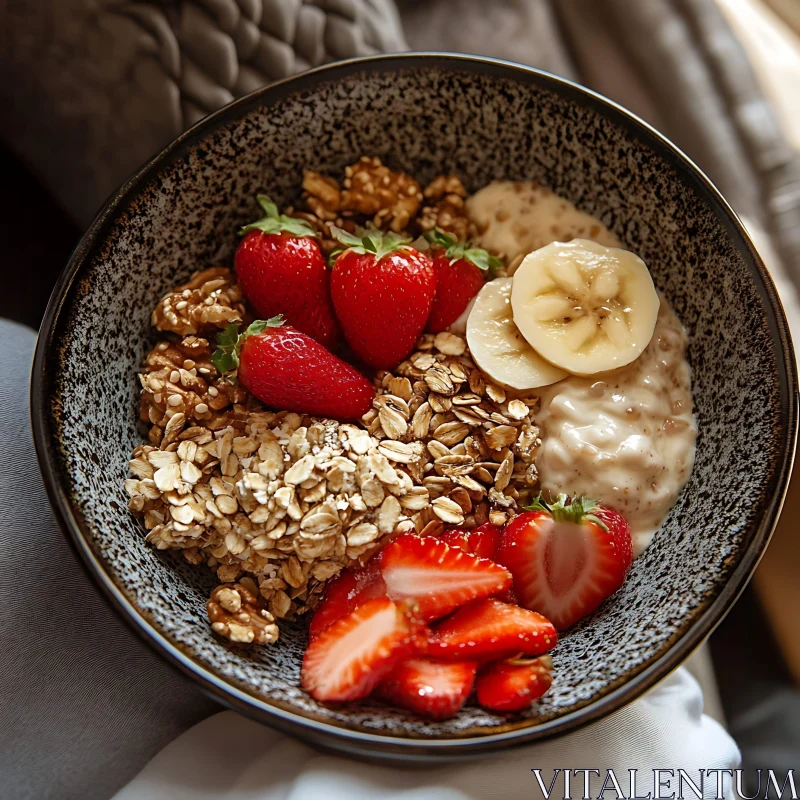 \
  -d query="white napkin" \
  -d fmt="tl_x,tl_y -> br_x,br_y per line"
113,669 -> 739,799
